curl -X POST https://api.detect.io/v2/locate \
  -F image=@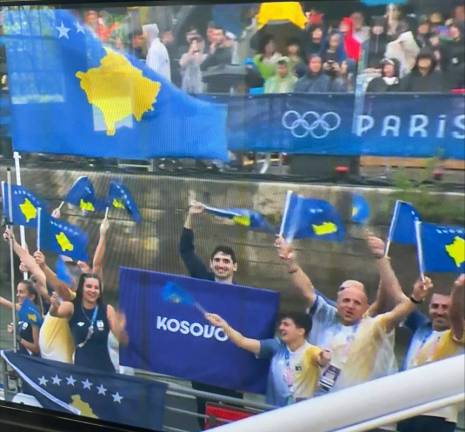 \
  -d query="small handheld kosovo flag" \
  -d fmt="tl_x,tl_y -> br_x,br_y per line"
106,181 -> 141,223
386,200 -> 421,246
352,194 -> 370,225
417,222 -> 465,273
64,176 -> 103,213
55,256 -> 74,286
161,281 -> 207,314
1,182 -> 46,227
162,281 -> 195,306
280,191 -> 345,242
39,213 -> 89,261
204,205 -> 275,232
18,298 -> 43,327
